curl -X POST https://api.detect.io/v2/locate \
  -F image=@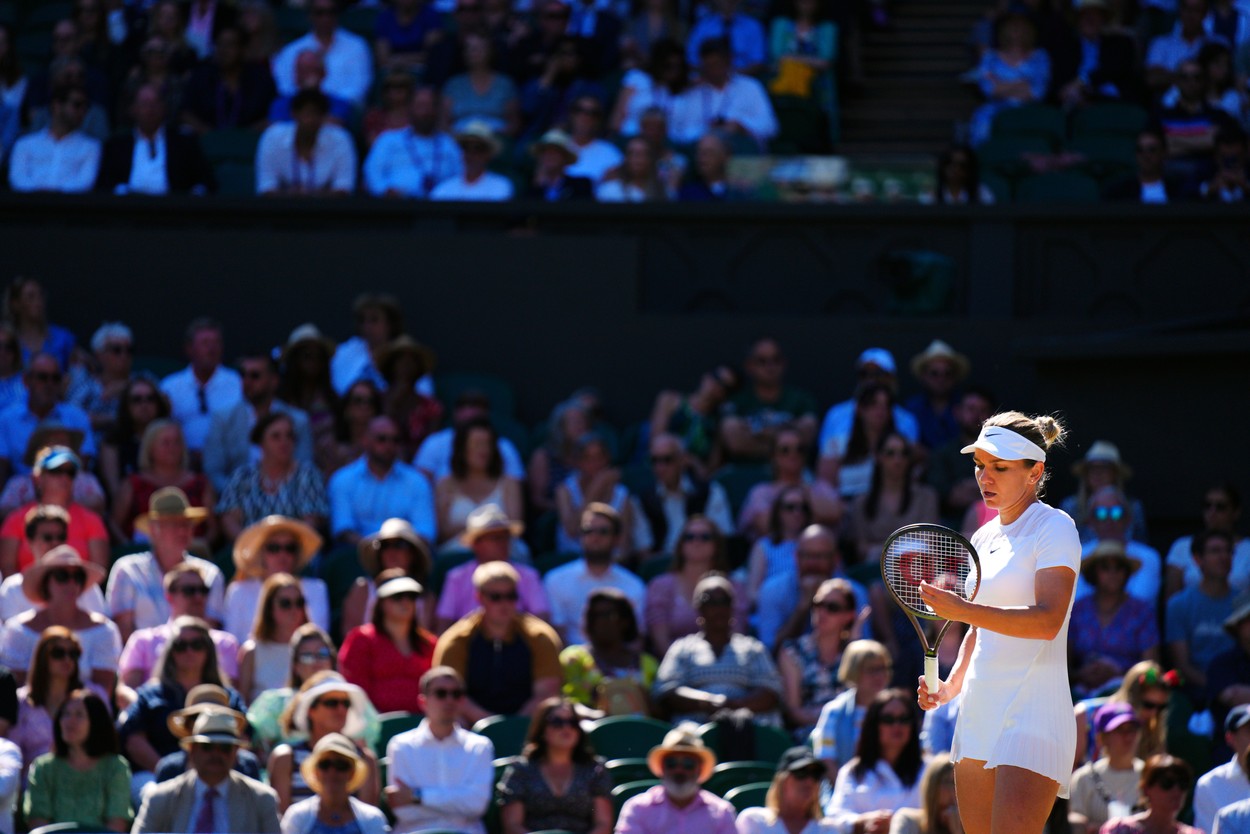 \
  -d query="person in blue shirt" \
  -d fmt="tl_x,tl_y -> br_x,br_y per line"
686,0 -> 766,75
328,415 -> 436,546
